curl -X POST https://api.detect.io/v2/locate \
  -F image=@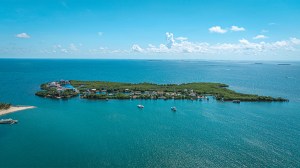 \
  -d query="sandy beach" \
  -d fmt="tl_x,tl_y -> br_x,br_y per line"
0,106 -> 36,116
